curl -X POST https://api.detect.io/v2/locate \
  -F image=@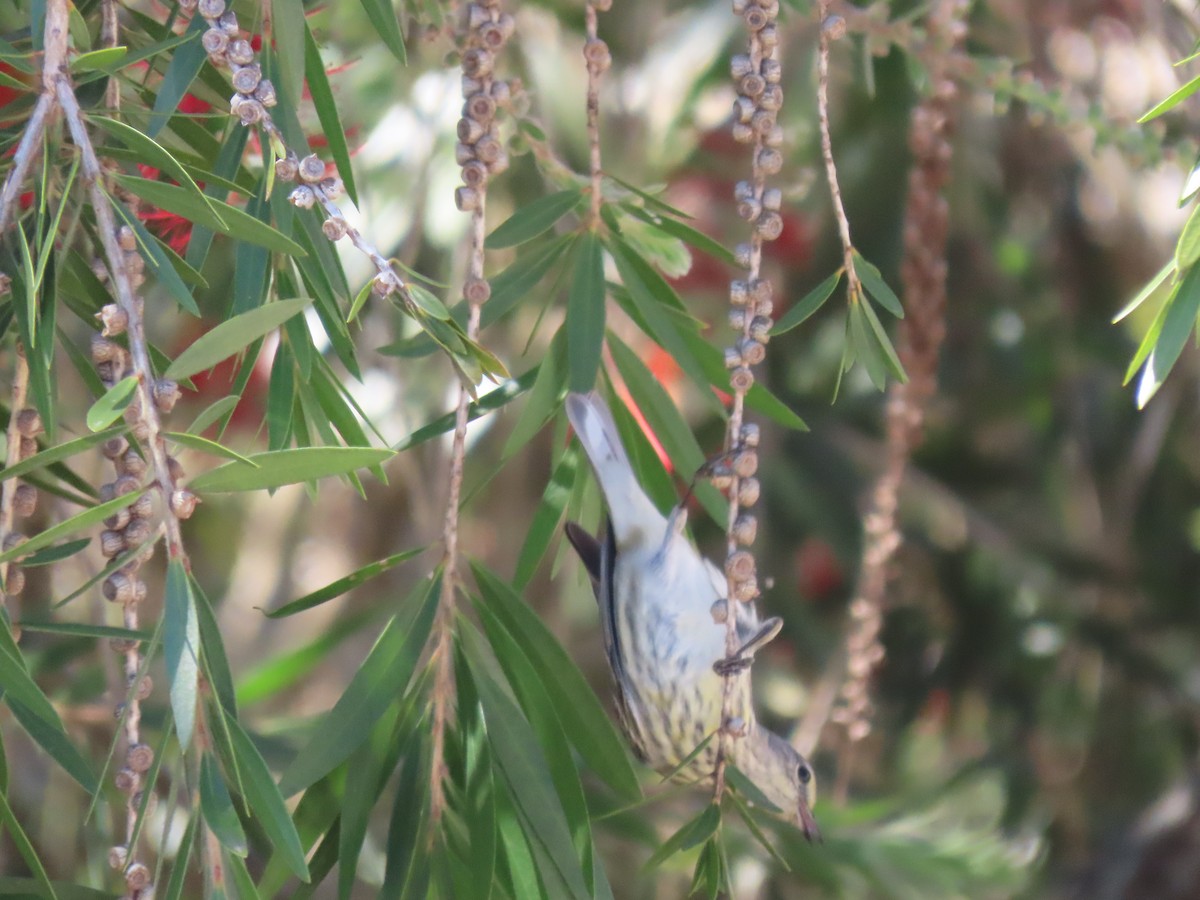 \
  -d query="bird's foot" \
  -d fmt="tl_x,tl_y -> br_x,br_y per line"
714,654 -> 752,677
